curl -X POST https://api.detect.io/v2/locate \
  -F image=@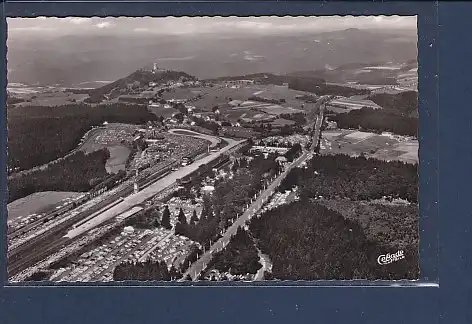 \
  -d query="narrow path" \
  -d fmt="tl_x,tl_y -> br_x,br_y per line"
254,248 -> 273,281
